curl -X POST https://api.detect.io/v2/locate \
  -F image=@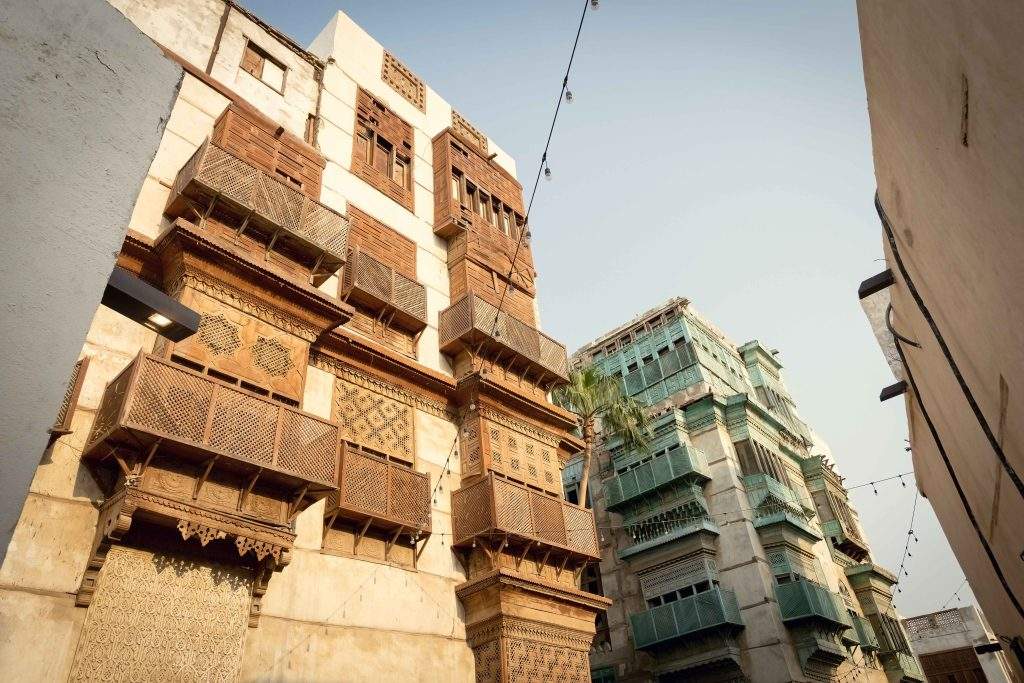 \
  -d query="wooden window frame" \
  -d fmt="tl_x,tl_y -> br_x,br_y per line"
357,125 -> 411,192
239,38 -> 288,95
